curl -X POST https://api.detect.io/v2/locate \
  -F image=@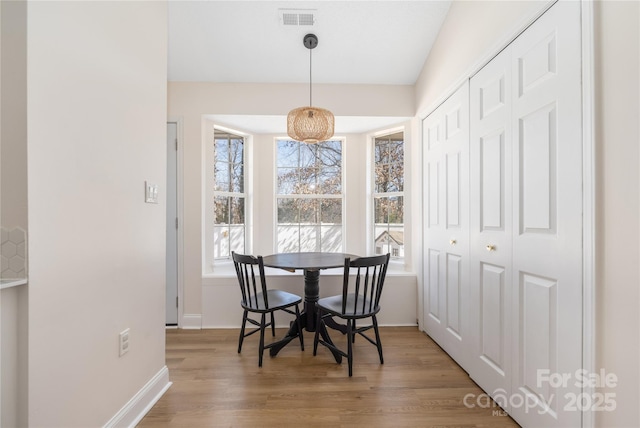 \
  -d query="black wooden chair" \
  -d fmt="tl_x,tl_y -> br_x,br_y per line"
313,253 -> 390,376
232,252 -> 304,367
